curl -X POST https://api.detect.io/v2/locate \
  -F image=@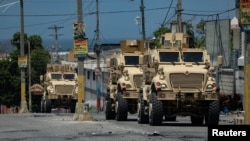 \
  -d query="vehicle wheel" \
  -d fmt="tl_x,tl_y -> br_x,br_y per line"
149,92 -> 163,126
70,102 -> 76,113
105,98 -> 116,120
40,98 -> 44,113
205,100 -> 220,125
137,93 -> 149,124
191,116 -> 204,125
44,97 -> 52,113
116,92 -> 128,121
